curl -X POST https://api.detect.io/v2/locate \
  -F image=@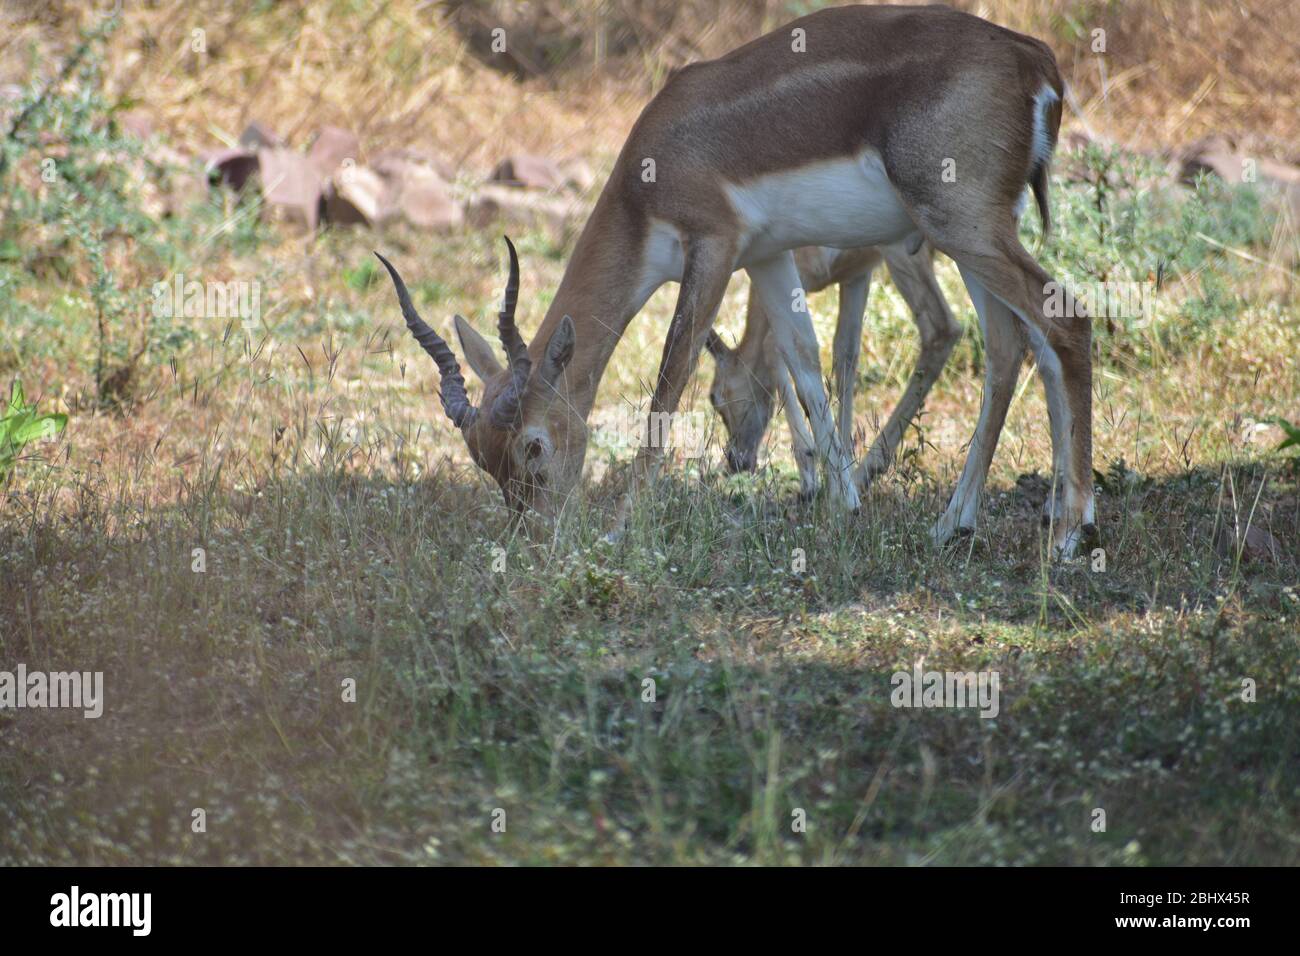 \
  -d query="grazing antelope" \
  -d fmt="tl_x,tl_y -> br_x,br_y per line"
377,4 -> 1095,555
704,240 -> 959,501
